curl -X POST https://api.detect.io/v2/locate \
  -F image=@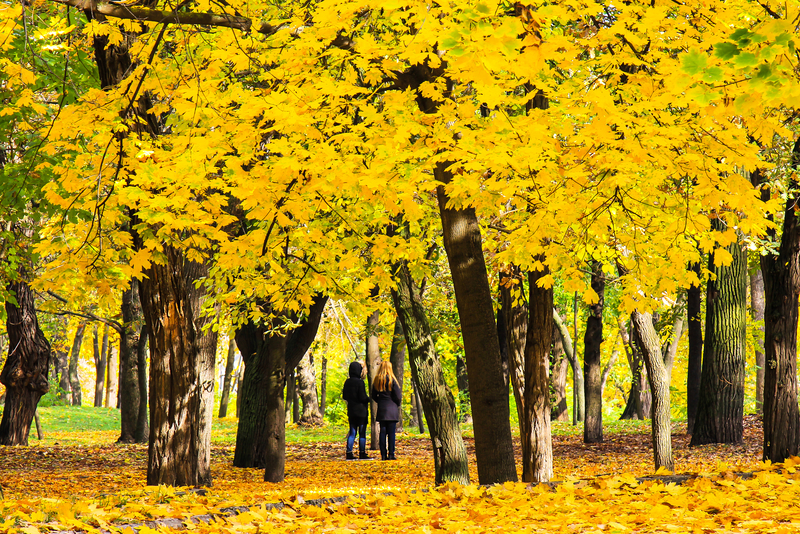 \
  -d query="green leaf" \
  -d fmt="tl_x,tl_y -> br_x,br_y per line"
476,3 -> 491,14
702,67 -> 724,83
730,28 -> 755,45
733,52 -> 758,68
713,42 -> 740,60
681,49 -> 708,76
755,64 -> 772,79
